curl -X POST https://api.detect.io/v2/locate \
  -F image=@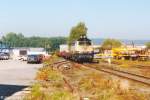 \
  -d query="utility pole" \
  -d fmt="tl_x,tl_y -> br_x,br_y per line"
132,41 -> 135,48
0,41 -> 2,52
